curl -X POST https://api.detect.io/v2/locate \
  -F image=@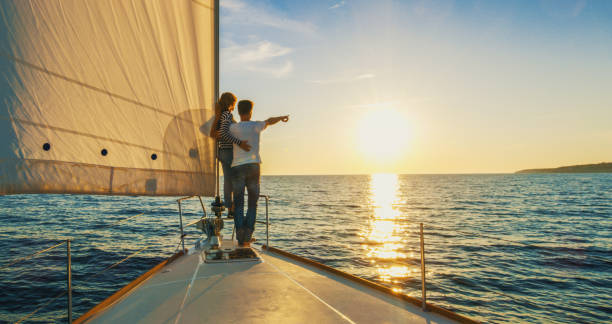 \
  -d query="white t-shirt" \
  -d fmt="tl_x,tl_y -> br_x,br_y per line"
229,120 -> 267,167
